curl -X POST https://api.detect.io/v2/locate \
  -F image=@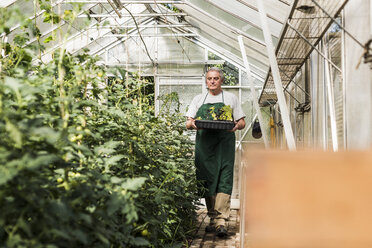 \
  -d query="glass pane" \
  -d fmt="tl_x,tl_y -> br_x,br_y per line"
212,0 -> 283,37
158,64 -> 204,75
157,29 -> 205,61
207,59 -> 239,86
208,51 -> 222,60
197,29 -> 267,74
158,85 -> 202,114
241,71 -> 264,87
187,0 -> 265,41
